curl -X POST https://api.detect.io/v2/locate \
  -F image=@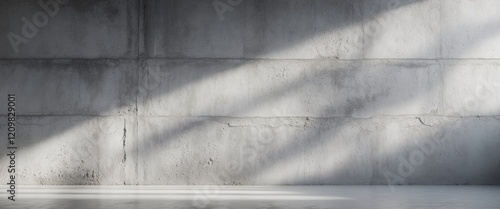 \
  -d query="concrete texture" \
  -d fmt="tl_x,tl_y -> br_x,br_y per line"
442,60 -> 500,116
0,0 -> 499,186
0,186 -> 500,209
0,0 -> 138,58
139,59 -> 440,117
146,0 -> 244,58
137,116 -> 500,185
0,116 -> 137,185
363,0 -> 441,59
244,0 -> 363,59
441,0 -> 500,58
0,60 -> 137,116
